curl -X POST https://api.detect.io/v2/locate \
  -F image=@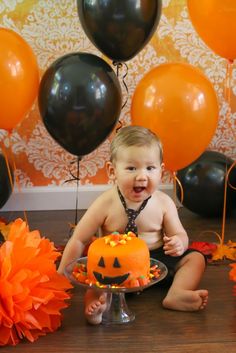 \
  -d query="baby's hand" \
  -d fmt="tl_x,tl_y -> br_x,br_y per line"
163,235 -> 185,256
